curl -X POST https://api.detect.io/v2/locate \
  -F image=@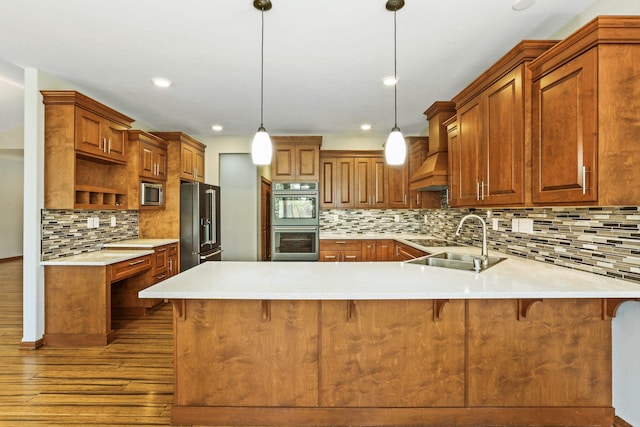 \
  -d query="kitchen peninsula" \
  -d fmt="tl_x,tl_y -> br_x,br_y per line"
140,243 -> 640,427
